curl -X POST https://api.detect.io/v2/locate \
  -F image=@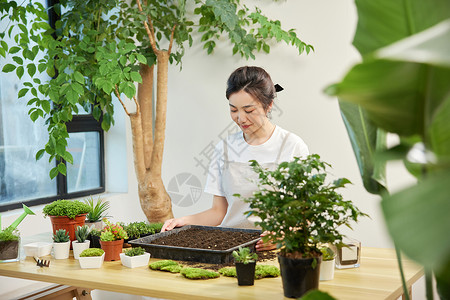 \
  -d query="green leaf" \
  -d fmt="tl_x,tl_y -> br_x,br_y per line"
27,64 -> 36,77
49,167 -> 59,179
9,46 -> 21,54
41,100 -> 51,114
16,66 -> 24,78
130,72 -> 142,83
136,54 -> 147,64
57,162 -> 66,176
73,71 -> 84,84
36,149 -> 45,161
62,151 -> 73,165
2,64 -> 16,72
12,56 -> 23,65
18,88 -> 29,98
381,170 -> 450,272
